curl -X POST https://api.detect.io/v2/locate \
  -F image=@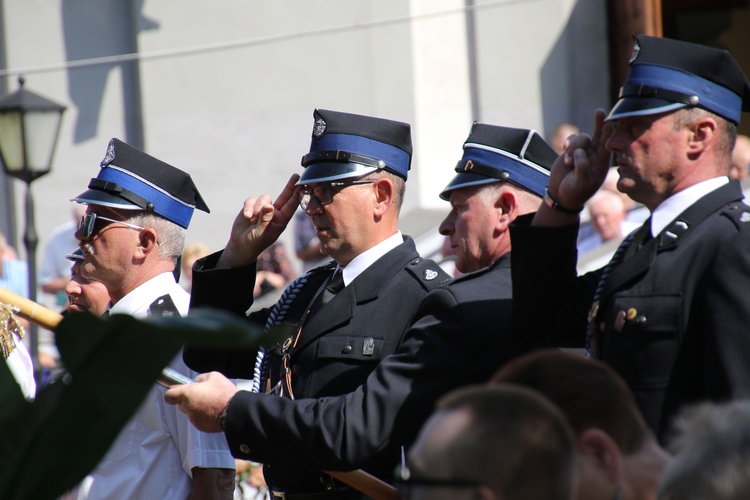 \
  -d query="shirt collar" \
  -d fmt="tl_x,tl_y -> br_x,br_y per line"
109,272 -> 180,316
651,177 -> 729,236
337,231 -> 403,286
